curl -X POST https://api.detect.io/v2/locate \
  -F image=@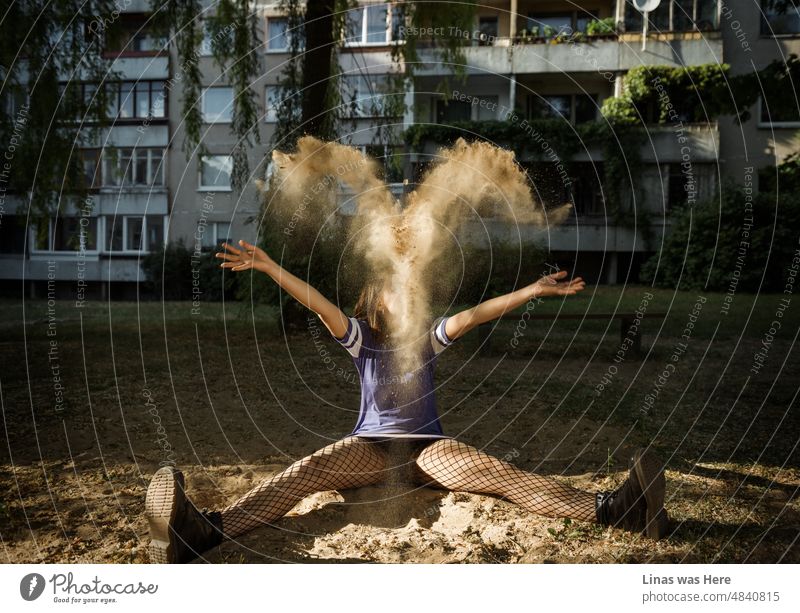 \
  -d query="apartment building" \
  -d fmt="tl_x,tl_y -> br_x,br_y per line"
1,0 -> 797,297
